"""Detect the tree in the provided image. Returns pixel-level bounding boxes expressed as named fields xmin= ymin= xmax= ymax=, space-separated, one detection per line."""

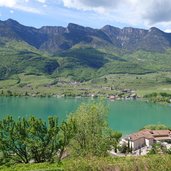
xmin=119 ymin=144 xmax=128 ymax=154
xmin=142 ymin=124 xmax=169 ymax=130
xmin=0 ymin=116 xmax=64 ymax=163
xmin=58 ymin=118 xmax=76 ymax=162
xmin=148 ymin=143 xmax=165 ymax=155
xmin=26 ymin=116 xmax=60 ymax=163
xmin=0 ymin=116 xmax=29 ymax=163
xmin=68 ymin=102 xmax=122 ymax=157
xmin=109 ymin=131 xmax=122 ymax=152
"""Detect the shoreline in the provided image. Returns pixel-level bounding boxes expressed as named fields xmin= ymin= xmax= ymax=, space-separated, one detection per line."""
xmin=1 ymin=88 xmax=171 ymax=105
xmin=0 ymin=94 xmax=170 ymax=106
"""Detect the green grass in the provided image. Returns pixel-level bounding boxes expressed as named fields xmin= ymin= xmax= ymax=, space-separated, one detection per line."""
xmin=0 ymin=162 xmax=63 ymax=171
xmin=1 ymin=40 xmax=171 ymax=97
xmin=55 ymin=47 xmax=171 ymax=82
xmin=0 ymin=40 xmax=59 ymax=79
xmin=0 ymin=72 xmax=171 ymax=97
xmin=1 ymin=155 xmax=171 ymax=171
xmin=123 ymin=49 xmax=171 ymax=71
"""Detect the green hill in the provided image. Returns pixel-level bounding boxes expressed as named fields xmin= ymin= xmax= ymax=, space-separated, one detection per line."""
xmin=1 ymin=19 xmax=171 ymax=97
xmin=0 ymin=40 xmax=59 ymax=80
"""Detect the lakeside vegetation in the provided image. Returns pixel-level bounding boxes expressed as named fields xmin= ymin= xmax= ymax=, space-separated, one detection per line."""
xmin=1 ymin=26 xmax=171 ymax=170
xmin=1 ymin=72 xmax=171 ymax=101
xmin=142 ymin=124 xmax=171 ymax=130
xmin=0 ymin=102 xmax=121 ymax=170
xmin=1 ymin=40 xmax=171 ymax=100
xmin=144 ymin=92 xmax=171 ymax=103
xmin=1 ymin=102 xmax=171 ymax=170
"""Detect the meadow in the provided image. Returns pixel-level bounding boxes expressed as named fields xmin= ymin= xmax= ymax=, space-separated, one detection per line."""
xmin=1 ymin=155 xmax=171 ymax=171
xmin=0 ymin=72 xmax=171 ymax=98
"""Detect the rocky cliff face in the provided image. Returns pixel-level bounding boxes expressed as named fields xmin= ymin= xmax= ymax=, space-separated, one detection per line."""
xmin=1 ymin=19 xmax=171 ymax=53
xmin=101 ymin=25 xmax=171 ymax=51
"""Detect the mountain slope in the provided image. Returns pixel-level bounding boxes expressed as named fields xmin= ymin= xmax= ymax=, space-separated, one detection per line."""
xmin=1 ymin=19 xmax=171 ymax=53
xmin=1 ymin=19 xmax=171 ymax=82
xmin=0 ymin=40 xmax=59 ymax=80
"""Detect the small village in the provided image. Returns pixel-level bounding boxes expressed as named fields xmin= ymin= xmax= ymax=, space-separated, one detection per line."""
xmin=108 ymin=89 xmax=138 ymax=100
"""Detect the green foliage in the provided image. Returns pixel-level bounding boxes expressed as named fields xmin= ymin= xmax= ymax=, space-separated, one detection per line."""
xmin=160 ymin=92 xmax=171 ymax=97
xmin=165 ymin=77 xmax=171 ymax=83
xmin=1 ymin=103 xmax=171 ymax=170
xmin=142 ymin=124 xmax=170 ymax=130
xmin=0 ymin=116 xmax=29 ymax=163
xmin=58 ymin=47 xmax=109 ymax=69
xmin=58 ymin=119 xmax=76 ymax=162
xmin=2 ymin=38 xmax=171 ymax=86
xmin=68 ymin=102 xmax=122 ymax=157
xmin=144 ymin=92 xmax=171 ymax=103
xmin=0 ymin=102 xmax=121 ymax=165
xmin=0 ymin=41 xmax=59 ymax=80
xmin=26 ymin=116 xmax=60 ymax=163
xmin=144 ymin=92 xmax=158 ymax=98
xmin=2 ymin=155 xmax=171 ymax=171
xmin=148 ymin=143 xmax=167 ymax=155
xmin=0 ymin=116 xmax=72 ymax=164
xmin=118 ymin=144 xmax=128 ymax=154
xmin=110 ymin=131 xmax=122 ymax=152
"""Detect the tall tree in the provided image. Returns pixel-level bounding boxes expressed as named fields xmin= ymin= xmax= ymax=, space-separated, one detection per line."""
xmin=26 ymin=116 xmax=60 ymax=163
xmin=68 ymin=102 xmax=122 ymax=156
xmin=0 ymin=116 xmax=29 ymax=163
xmin=58 ymin=118 xmax=76 ymax=162
xmin=0 ymin=116 xmax=64 ymax=163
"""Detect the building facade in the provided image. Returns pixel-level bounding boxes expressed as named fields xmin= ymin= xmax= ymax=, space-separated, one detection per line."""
xmin=122 ymin=129 xmax=171 ymax=151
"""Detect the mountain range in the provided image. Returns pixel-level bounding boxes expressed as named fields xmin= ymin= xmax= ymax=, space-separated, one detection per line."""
xmin=1 ymin=19 xmax=171 ymax=81
xmin=2 ymin=19 xmax=171 ymax=53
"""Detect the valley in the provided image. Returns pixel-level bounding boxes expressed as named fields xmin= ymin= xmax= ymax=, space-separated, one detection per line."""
xmin=0 ymin=19 xmax=171 ymax=99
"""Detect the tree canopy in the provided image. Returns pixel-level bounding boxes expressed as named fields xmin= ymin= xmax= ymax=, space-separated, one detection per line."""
xmin=0 ymin=102 xmax=122 ymax=165
xmin=68 ymin=102 xmax=122 ymax=156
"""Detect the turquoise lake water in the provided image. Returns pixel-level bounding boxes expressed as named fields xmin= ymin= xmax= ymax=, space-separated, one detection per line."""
xmin=0 ymin=96 xmax=171 ymax=135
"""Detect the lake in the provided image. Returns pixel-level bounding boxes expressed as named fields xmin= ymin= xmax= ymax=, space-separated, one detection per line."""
xmin=0 ymin=96 xmax=171 ymax=135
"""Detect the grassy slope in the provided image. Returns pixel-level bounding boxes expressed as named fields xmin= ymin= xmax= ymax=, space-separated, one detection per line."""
xmin=0 ymin=72 xmax=171 ymax=97
xmin=0 ymin=40 xmax=59 ymax=79
xmin=1 ymin=155 xmax=171 ymax=171
xmin=1 ymin=42 xmax=171 ymax=96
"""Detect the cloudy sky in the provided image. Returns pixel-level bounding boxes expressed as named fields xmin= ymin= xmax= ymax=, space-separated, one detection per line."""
xmin=0 ymin=0 xmax=171 ymax=32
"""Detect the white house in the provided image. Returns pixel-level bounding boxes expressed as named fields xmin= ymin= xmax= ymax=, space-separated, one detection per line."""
xmin=122 ymin=129 xmax=171 ymax=151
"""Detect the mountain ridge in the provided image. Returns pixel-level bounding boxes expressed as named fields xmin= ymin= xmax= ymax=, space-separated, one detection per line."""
xmin=1 ymin=18 xmax=171 ymax=53
xmin=1 ymin=19 xmax=171 ymax=81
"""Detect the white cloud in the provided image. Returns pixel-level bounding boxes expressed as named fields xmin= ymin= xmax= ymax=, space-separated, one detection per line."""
xmin=10 ymin=10 xmax=14 ymax=13
xmin=0 ymin=0 xmax=41 ymax=14
xmin=37 ymin=0 xmax=46 ymax=3
xmin=1 ymin=0 xmax=171 ymax=30
xmin=142 ymin=0 xmax=171 ymax=24
xmin=0 ymin=0 xmax=16 ymax=8
xmin=165 ymin=29 xmax=171 ymax=33
xmin=15 ymin=4 xmax=41 ymax=13
xmin=62 ymin=0 xmax=123 ymax=13
xmin=43 ymin=4 xmax=47 ymax=7
xmin=61 ymin=0 xmax=171 ymax=27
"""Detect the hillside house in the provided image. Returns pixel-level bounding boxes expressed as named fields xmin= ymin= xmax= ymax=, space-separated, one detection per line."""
xmin=121 ymin=129 xmax=171 ymax=151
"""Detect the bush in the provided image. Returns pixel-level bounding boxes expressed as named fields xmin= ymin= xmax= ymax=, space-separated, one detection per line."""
xmin=0 ymin=116 xmax=75 ymax=164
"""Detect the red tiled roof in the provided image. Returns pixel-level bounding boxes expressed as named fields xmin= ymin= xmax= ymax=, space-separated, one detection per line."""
xmin=154 ymin=137 xmax=171 ymax=141
xmin=129 ymin=129 xmax=171 ymax=141
xmin=151 ymin=130 xmax=170 ymax=136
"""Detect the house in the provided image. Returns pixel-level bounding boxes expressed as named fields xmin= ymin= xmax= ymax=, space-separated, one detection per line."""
xmin=109 ymin=95 xmax=117 ymax=100
xmin=122 ymin=129 xmax=171 ymax=151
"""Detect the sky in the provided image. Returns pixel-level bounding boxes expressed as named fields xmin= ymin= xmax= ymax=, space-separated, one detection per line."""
xmin=0 ymin=0 xmax=171 ymax=32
